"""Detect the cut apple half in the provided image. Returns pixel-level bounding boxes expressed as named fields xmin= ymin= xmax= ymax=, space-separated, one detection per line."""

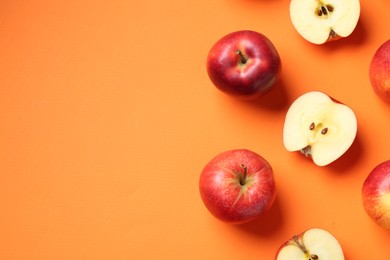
xmin=290 ymin=0 xmax=360 ymax=44
xmin=283 ymin=91 xmax=357 ymax=166
xmin=276 ymin=228 xmax=345 ymax=260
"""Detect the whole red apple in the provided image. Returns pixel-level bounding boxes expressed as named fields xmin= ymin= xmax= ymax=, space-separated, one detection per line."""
xmin=369 ymin=39 xmax=390 ymax=103
xmin=199 ymin=149 xmax=276 ymax=224
xmin=362 ymin=160 xmax=390 ymax=230
xmin=206 ymin=30 xmax=281 ymax=100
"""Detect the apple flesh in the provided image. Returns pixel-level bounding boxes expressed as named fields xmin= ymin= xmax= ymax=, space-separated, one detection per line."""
xmin=290 ymin=0 xmax=360 ymax=44
xmin=206 ymin=30 xmax=281 ymax=100
xmin=362 ymin=160 xmax=390 ymax=230
xmin=283 ymin=91 xmax=357 ymax=166
xmin=199 ymin=149 xmax=276 ymax=224
xmin=276 ymin=228 xmax=345 ymax=260
xmin=369 ymin=39 xmax=390 ymax=103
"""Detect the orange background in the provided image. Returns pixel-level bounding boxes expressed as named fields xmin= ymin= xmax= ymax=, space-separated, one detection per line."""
xmin=0 ymin=0 xmax=389 ymax=259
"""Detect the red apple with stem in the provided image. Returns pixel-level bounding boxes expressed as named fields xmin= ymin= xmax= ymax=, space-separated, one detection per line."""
xmin=206 ymin=30 xmax=281 ymax=100
xmin=199 ymin=149 xmax=276 ymax=224
xmin=369 ymin=39 xmax=390 ymax=103
xmin=362 ymin=160 xmax=390 ymax=230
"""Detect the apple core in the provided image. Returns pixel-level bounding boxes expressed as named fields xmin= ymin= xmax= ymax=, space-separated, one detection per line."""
xmin=315 ymin=2 xmax=334 ymax=17
xmin=292 ymin=236 xmax=319 ymax=260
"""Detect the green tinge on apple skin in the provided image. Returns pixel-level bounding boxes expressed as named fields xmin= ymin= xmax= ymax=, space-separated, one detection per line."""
xmin=369 ymin=39 xmax=390 ymax=103
xmin=375 ymin=194 xmax=390 ymax=229
xmin=363 ymin=194 xmax=390 ymax=230
xmin=362 ymin=160 xmax=390 ymax=230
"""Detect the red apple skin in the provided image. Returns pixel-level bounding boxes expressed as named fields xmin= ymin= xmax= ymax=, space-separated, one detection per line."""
xmin=362 ymin=160 xmax=390 ymax=230
xmin=369 ymin=39 xmax=390 ymax=103
xmin=206 ymin=30 xmax=281 ymax=100
xmin=199 ymin=149 xmax=276 ymax=224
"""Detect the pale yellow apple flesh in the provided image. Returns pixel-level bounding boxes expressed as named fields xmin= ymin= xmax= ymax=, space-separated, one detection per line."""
xmin=283 ymin=91 xmax=357 ymax=166
xmin=290 ymin=0 xmax=360 ymax=44
xmin=277 ymin=228 xmax=345 ymax=260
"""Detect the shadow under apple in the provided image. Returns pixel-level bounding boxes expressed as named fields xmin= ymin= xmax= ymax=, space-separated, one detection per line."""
xmin=234 ymin=195 xmax=284 ymax=236
xmin=328 ymin=131 xmax=364 ymax=173
xmin=236 ymin=77 xmax=291 ymax=112
xmin=315 ymin=14 xmax=368 ymax=51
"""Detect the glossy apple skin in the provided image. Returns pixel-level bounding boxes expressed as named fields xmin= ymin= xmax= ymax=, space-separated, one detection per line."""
xmin=206 ymin=30 xmax=281 ymax=100
xmin=362 ymin=160 xmax=390 ymax=230
xmin=369 ymin=39 xmax=390 ymax=103
xmin=199 ymin=149 xmax=276 ymax=224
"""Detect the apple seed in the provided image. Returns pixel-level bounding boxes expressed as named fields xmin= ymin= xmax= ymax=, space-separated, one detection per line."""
xmin=309 ymin=122 xmax=328 ymax=135
xmin=315 ymin=3 xmax=334 ymax=17
xmin=326 ymin=4 xmax=334 ymax=12
xmin=310 ymin=254 xmax=319 ymax=260
xmin=321 ymin=6 xmax=328 ymax=15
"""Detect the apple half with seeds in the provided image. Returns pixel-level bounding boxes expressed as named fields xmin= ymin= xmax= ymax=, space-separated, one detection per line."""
xmin=276 ymin=228 xmax=345 ymax=260
xmin=283 ymin=91 xmax=357 ymax=166
xmin=290 ymin=0 xmax=360 ymax=44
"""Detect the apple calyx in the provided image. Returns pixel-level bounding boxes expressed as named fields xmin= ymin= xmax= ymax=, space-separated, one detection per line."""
xmin=239 ymin=164 xmax=248 ymax=186
xmin=291 ymin=236 xmax=319 ymax=260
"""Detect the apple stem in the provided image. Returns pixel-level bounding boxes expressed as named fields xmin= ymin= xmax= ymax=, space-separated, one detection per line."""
xmin=239 ymin=164 xmax=247 ymax=186
xmin=300 ymin=146 xmax=312 ymax=157
xmin=235 ymin=50 xmax=247 ymax=64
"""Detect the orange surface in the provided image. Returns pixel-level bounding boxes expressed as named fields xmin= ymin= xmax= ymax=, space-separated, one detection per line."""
xmin=0 ymin=1 xmax=389 ymax=259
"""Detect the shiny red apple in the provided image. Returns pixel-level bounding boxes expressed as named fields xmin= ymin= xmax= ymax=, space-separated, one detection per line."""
xmin=369 ymin=39 xmax=390 ymax=103
xmin=206 ymin=30 xmax=281 ymax=100
xmin=199 ymin=149 xmax=276 ymax=224
xmin=362 ymin=160 xmax=390 ymax=230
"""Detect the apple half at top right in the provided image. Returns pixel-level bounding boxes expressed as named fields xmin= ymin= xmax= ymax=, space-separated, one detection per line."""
xmin=283 ymin=91 xmax=357 ymax=166
xmin=289 ymin=0 xmax=360 ymax=44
